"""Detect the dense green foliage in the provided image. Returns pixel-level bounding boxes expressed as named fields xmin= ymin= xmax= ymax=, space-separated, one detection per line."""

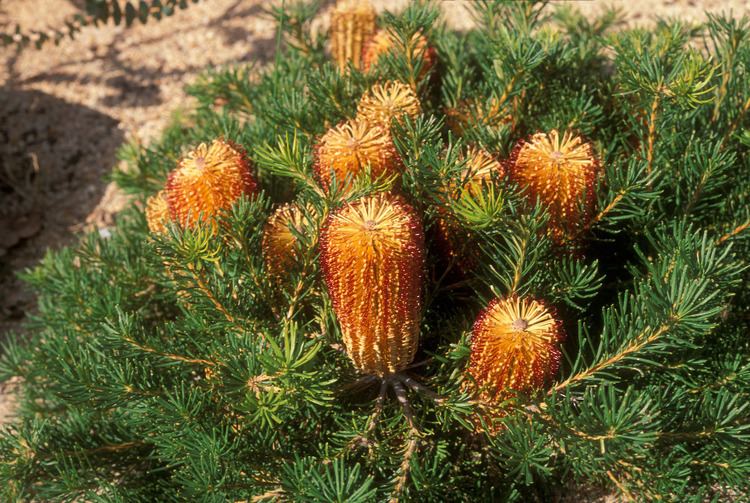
xmin=2 ymin=1 xmax=749 ymax=500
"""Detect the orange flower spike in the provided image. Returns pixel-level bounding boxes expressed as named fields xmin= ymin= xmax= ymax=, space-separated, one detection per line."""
xmin=320 ymin=193 xmax=425 ymax=376
xmin=445 ymin=97 xmax=512 ymax=135
xmin=468 ymin=296 xmax=563 ymax=399
xmin=509 ymin=129 xmax=600 ymax=243
xmin=329 ymin=0 xmax=376 ymax=71
xmin=357 ymin=80 xmax=421 ymax=128
xmin=362 ymin=29 xmax=436 ymax=79
xmin=434 ymin=147 xmax=504 ymax=272
xmin=262 ymin=203 xmax=311 ymax=282
xmin=145 ymin=190 xmax=170 ymax=234
xmin=458 ymin=147 xmax=505 ymax=196
xmin=313 ymin=119 xmax=402 ymax=194
xmin=166 ymin=139 xmax=259 ymax=228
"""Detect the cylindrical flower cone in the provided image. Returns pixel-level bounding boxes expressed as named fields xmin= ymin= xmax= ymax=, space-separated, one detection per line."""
xmin=329 ymin=0 xmax=376 ymax=71
xmin=356 ymin=80 xmax=421 ymax=129
xmin=166 ymin=139 xmax=259 ymax=229
xmin=444 ymin=97 xmax=512 ymax=135
xmin=361 ymin=29 xmax=436 ymax=80
xmin=262 ymin=203 xmax=312 ymax=283
xmin=145 ymin=190 xmax=170 ymax=234
xmin=508 ymin=129 xmax=600 ymax=243
xmin=467 ymin=296 xmax=563 ymax=400
xmin=313 ymin=119 xmax=402 ymax=194
xmin=320 ymin=193 xmax=425 ymax=376
xmin=434 ymin=147 xmax=505 ymax=274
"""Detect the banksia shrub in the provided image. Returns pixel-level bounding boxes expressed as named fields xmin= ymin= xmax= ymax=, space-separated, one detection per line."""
xmin=165 ymin=139 xmax=259 ymax=228
xmin=362 ymin=28 xmax=436 ymax=78
xmin=467 ymin=296 xmax=563 ymax=400
xmin=262 ymin=203 xmax=311 ymax=283
xmin=313 ymin=119 xmax=401 ymax=193
xmin=329 ymin=0 xmax=376 ymax=71
xmin=3 ymin=2 xmax=750 ymax=502
xmin=356 ymin=80 xmax=421 ymax=127
xmin=508 ymin=129 xmax=600 ymax=243
xmin=319 ymin=193 xmax=424 ymax=376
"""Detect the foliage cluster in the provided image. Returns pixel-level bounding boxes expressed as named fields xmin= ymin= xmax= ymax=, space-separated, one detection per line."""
xmin=1 ymin=1 xmax=749 ymax=501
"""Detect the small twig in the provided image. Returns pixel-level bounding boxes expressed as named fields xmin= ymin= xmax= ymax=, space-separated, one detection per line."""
xmin=645 ymin=93 xmax=661 ymax=175
xmin=401 ymin=375 xmax=444 ymax=404
xmin=350 ymin=380 xmax=390 ymax=458
xmin=251 ymin=488 xmax=285 ymax=502
xmin=717 ymin=220 xmax=750 ymax=245
xmin=122 ymin=336 xmax=215 ymax=367
xmin=722 ymin=96 xmax=750 ymax=145
xmin=551 ymin=323 xmax=670 ymax=393
xmin=367 ymin=380 xmax=388 ymax=436
xmin=607 ymin=470 xmax=635 ymax=502
xmin=189 ymin=268 xmax=237 ymax=324
xmin=509 ymin=234 xmax=528 ymax=295
xmin=390 ymin=380 xmax=420 ymax=503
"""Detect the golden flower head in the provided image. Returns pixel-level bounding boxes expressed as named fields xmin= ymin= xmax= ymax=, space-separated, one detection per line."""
xmin=362 ymin=29 xmax=436 ymax=79
xmin=329 ymin=0 xmax=376 ymax=71
xmin=166 ymin=139 xmax=259 ymax=228
xmin=320 ymin=192 xmax=425 ymax=376
xmin=433 ymin=147 xmax=504 ymax=273
xmin=509 ymin=129 xmax=600 ymax=243
xmin=468 ymin=296 xmax=563 ymax=400
xmin=356 ymin=80 xmax=421 ymax=128
xmin=262 ymin=203 xmax=313 ymax=282
xmin=145 ymin=190 xmax=170 ymax=234
xmin=445 ymin=96 xmax=512 ymax=135
xmin=313 ymin=119 xmax=402 ymax=194
xmin=455 ymin=146 xmax=505 ymax=197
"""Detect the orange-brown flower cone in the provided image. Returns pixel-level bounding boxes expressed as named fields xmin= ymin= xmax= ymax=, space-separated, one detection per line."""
xmin=356 ymin=80 xmax=421 ymax=128
xmin=262 ymin=203 xmax=311 ymax=283
xmin=434 ymin=147 xmax=505 ymax=273
xmin=329 ymin=0 xmax=376 ymax=71
xmin=445 ymin=97 xmax=512 ymax=135
xmin=361 ymin=29 xmax=436 ymax=79
xmin=467 ymin=296 xmax=563 ymax=401
xmin=313 ymin=119 xmax=402 ymax=194
xmin=320 ymin=193 xmax=425 ymax=376
xmin=145 ymin=190 xmax=170 ymax=234
xmin=508 ymin=129 xmax=600 ymax=243
xmin=165 ymin=139 xmax=259 ymax=228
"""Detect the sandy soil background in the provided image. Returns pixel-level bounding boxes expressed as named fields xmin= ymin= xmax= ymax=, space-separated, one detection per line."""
xmin=0 ymin=0 xmax=747 ymax=423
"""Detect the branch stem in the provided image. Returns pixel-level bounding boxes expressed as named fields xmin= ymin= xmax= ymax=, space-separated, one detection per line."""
xmin=645 ymin=94 xmax=661 ymax=175
xmin=717 ymin=220 xmax=750 ymax=245
xmin=552 ymin=323 xmax=670 ymax=392
xmin=122 ymin=336 xmax=215 ymax=367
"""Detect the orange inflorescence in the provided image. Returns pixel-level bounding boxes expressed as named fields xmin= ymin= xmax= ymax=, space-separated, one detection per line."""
xmin=445 ymin=97 xmax=512 ymax=135
xmin=508 ymin=129 xmax=600 ymax=243
xmin=313 ymin=119 xmax=402 ymax=194
xmin=145 ymin=190 xmax=170 ymax=234
xmin=357 ymin=80 xmax=421 ymax=128
xmin=320 ymin=193 xmax=425 ymax=376
xmin=435 ymin=147 xmax=505 ymax=272
xmin=165 ymin=139 xmax=259 ymax=228
xmin=262 ymin=203 xmax=311 ymax=282
xmin=361 ymin=29 xmax=436 ymax=79
xmin=454 ymin=147 xmax=505 ymax=196
xmin=329 ymin=0 xmax=376 ymax=71
xmin=467 ymin=296 xmax=563 ymax=400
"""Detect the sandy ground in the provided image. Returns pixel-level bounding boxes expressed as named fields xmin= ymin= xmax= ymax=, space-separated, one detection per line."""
xmin=0 ymin=0 xmax=746 ymax=423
